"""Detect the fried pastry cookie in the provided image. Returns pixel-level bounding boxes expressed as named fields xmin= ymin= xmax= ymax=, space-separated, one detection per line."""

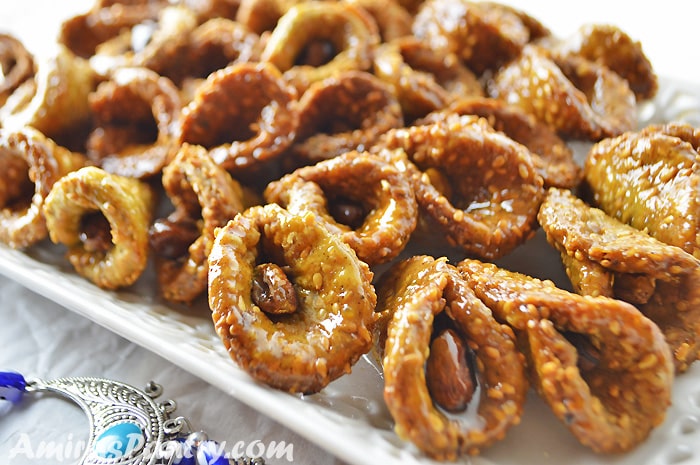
xmin=0 ymin=45 xmax=95 ymax=146
xmin=150 ymin=144 xmax=245 ymax=304
xmin=235 ymin=0 xmax=300 ymax=35
xmin=457 ymin=258 xmax=674 ymax=454
xmin=43 ymin=166 xmax=154 ymax=290
xmin=489 ymin=45 xmax=636 ymax=140
xmin=208 ymin=203 xmax=376 ymax=394
xmin=179 ymin=61 xmax=299 ymax=176
xmin=376 ymin=255 xmax=528 ymax=460
xmin=0 ymin=127 xmax=86 ymax=249
xmin=373 ymin=36 xmax=483 ymax=123
xmin=178 ymin=17 xmax=261 ymax=90
xmin=374 ymin=115 xmax=544 ymax=259
xmin=546 ymin=23 xmax=657 ymax=100
xmin=59 ymin=0 xmax=166 ymax=59
xmin=412 ymin=0 xmax=550 ymax=75
xmin=265 ymin=151 xmax=417 ymax=265
xmin=88 ymin=5 xmax=255 ymax=85
xmin=259 ymin=1 xmax=380 ymax=94
xmin=539 ymin=187 xmax=700 ymax=372
xmin=0 ymin=34 xmax=35 ymax=108
xmin=86 ymin=67 xmax=182 ymax=179
xmin=89 ymin=5 xmax=199 ymax=79
xmin=421 ymin=97 xmax=580 ymax=189
xmin=129 ymin=6 xmax=199 ymax=80
xmin=289 ymin=71 xmax=403 ymax=165
xmin=584 ymin=125 xmax=700 ymax=259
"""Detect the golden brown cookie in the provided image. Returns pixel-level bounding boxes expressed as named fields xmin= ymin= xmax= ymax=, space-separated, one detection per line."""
xmin=377 ymin=255 xmax=528 ymax=460
xmin=208 ymin=203 xmax=376 ymax=394
xmin=43 ymin=166 xmax=154 ymax=290
xmin=539 ymin=187 xmax=700 ymax=372
xmin=457 ymin=258 xmax=674 ymax=454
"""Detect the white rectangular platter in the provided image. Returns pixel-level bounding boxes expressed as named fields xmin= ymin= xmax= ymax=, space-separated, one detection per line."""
xmin=1 ymin=76 xmax=700 ymax=465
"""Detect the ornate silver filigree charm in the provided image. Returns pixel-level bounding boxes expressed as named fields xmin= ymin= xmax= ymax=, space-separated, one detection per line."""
xmin=27 ymin=377 xmax=170 ymax=464
xmin=0 ymin=372 xmax=263 ymax=465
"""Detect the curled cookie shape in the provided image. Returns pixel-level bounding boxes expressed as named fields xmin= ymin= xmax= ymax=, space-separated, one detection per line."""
xmin=549 ymin=23 xmax=658 ymax=100
xmin=90 ymin=5 xmax=240 ymax=82
xmin=377 ymin=256 xmax=528 ymax=460
xmin=43 ymin=166 xmax=154 ymax=290
xmin=457 ymin=259 xmax=674 ymax=454
xmin=584 ymin=126 xmax=700 ymax=259
xmin=128 ymin=6 xmax=199 ymax=81
xmin=412 ymin=0 xmax=550 ymax=75
xmin=0 ymin=127 xmax=86 ymax=249
xmin=179 ymin=61 xmax=298 ymax=175
xmin=375 ymin=115 xmax=544 ymax=259
xmin=151 ymin=144 xmax=245 ymax=304
xmin=539 ymin=187 xmax=700 ymax=372
xmin=265 ymin=151 xmax=417 ymax=265
xmin=235 ymin=0 xmax=296 ymax=35
xmin=373 ymin=36 xmax=483 ymax=122
xmin=87 ymin=67 xmax=182 ymax=179
xmin=89 ymin=5 xmax=248 ymax=81
xmin=0 ymin=45 xmax=95 ymax=145
xmin=490 ymin=45 xmax=636 ymax=140
xmin=260 ymin=1 xmax=380 ymax=94
xmin=208 ymin=203 xmax=376 ymax=394
xmin=290 ymin=71 xmax=403 ymax=165
xmin=422 ymin=97 xmax=580 ymax=188
xmin=89 ymin=5 xmax=200 ymax=79
xmin=59 ymin=1 xmax=166 ymax=59
xmin=181 ymin=18 xmax=261 ymax=84
xmin=0 ymin=34 xmax=35 ymax=108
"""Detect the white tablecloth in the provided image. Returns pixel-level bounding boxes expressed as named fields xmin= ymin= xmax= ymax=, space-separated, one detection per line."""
xmin=1 ymin=1 xmax=699 ymax=465
xmin=0 ymin=278 xmax=342 ymax=465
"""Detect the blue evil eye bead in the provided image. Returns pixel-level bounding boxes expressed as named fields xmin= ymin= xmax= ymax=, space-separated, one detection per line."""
xmin=168 ymin=438 xmax=196 ymax=465
xmin=94 ymin=422 xmax=145 ymax=459
xmin=0 ymin=371 xmax=27 ymax=404
xmin=196 ymin=440 xmax=229 ymax=465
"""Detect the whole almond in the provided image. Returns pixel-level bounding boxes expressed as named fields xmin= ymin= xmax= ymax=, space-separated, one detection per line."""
xmin=426 ymin=328 xmax=476 ymax=413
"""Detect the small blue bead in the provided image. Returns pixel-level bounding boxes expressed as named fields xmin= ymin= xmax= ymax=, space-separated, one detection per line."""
xmin=196 ymin=440 xmax=229 ymax=465
xmin=170 ymin=438 xmax=197 ymax=465
xmin=94 ymin=422 xmax=145 ymax=459
xmin=0 ymin=372 xmax=26 ymax=404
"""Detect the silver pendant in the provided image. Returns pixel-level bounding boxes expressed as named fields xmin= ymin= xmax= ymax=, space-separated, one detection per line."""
xmin=2 ymin=373 xmax=262 ymax=465
xmin=22 ymin=375 xmax=261 ymax=465
xmin=27 ymin=376 xmax=174 ymax=464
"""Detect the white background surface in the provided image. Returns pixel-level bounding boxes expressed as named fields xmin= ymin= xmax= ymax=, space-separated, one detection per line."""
xmin=0 ymin=1 xmax=699 ymax=465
